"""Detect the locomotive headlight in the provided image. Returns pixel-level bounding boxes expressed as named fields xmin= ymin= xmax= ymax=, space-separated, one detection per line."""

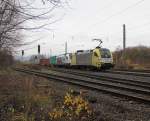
xmin=101 ymin=58 xmax=113 ymax=63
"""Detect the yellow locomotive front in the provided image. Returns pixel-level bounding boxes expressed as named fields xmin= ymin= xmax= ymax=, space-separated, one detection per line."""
xmin=92 ymin=47 xmax=114 ymax=69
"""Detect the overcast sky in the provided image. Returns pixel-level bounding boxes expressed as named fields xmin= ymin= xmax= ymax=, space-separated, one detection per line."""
xmin=17 ymin=0 xmax=150 ymax=57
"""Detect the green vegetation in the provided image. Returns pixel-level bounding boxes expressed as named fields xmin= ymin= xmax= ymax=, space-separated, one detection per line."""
xmin=113 ymin=46 xmax=150 ymax=69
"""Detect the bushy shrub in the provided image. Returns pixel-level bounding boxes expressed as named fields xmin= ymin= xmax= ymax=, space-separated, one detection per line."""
xmin=113 ymin=46 xmax=150 ymax=69
xmin=49 ymin=90 xmax=92 ymax=121
xmin=0 ymin=50 xmax=14 ymax=68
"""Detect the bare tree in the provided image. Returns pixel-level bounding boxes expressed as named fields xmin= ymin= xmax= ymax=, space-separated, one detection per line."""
xmin=0 ymin=0 xmax=19 ymax=50
xmin=0 ymin=0 xmax=65 ymax=51
xmin=0 ymin=0 xmax=66 ymax=67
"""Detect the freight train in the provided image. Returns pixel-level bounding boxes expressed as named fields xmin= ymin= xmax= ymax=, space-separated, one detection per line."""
xmin=39 ymin=46 xmax=114 ymax=70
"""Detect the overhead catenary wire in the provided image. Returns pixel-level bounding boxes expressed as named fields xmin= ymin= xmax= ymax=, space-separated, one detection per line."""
xmin=93 ymin=0 xmax=115 ymax=17
xmin=108 ymin=21 xmax=150 ymax=37
xmin=70 ymin=0 xmax=147 ymax=47
xmin=85 ymin=0 xmax=145 ymax=31
xmin=128 ymin=22 xmax=150 ymax=31
xmin=15 ymin=46 xmax=37 ymax=52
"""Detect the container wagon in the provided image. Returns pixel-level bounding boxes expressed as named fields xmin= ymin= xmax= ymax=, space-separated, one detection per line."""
xmin=56 ymin=54 xmax=71 ymax=67
xmin=49 ymin=56 xmax=57 ymax=67
xmin=39 ymin=59 xmax=50 ymax=66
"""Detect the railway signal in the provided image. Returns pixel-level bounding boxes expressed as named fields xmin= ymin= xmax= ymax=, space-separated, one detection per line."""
xmin=38 ymin=44 xmax=40 ymax=54
xmin=21 ymin=50 xmax=24 ymax=62
xmin=65 ymin=41 xmax=67 ymax=55
xmin=22 ymin=50 xmax=24 ymax=56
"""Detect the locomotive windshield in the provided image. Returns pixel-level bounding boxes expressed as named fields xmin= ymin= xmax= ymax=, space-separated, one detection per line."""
xmin=100 ymin=48 xmax=111 ymax=58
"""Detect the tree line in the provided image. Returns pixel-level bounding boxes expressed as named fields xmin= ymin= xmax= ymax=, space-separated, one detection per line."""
xmin=113 ymin=46 xmax=150 ymax=69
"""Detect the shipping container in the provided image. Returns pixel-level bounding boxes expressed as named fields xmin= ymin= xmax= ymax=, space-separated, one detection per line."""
xmin=50 ymin=56 xmax=57 ymax=65
xmin=39 ymin=59 xmax=50 ymax=66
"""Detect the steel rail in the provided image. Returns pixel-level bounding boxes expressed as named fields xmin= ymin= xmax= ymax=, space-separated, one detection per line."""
xmin=106 ymin=70 xmax=150 ymax=77
xmin=113 ymin=69 xmax=150 ymax=73
xmin=50 ymin=68 xmax=150 ymax=90
xmin=14 ymin=68 xmax=150 ymax=104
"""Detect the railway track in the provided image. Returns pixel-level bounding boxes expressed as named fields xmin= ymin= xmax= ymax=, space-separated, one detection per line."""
xmin=14 ymin=68 xmax=150 ymax=104
xmin=49 ymin=67 xmax=150 ymax=77
xmin=106 ymin=70 xmax=150 ymax=77
xmin=50 ymin=68 xmax=150 ymax=90
xmin=114 ymin=69 xmax=150 ymax=73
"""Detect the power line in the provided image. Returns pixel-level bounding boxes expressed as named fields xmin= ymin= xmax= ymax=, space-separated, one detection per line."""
xmin=18 ymin=37 xmax=43 ymax=46
xmin=88 ymin=0 xmax=145 ymax=30
xmin=15 ymin=46 xmax=37 ymax=52
xmin=110 ymin=21 xmax=150 ymax=37
xmin=94 ymin=0 xmax=115 ymax=16
xmin=128 ymin=22 xmax=150 ymax=31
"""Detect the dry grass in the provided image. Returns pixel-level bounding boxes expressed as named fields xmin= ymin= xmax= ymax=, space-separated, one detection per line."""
xmin=0 ymin=69 xmax=95 ymax=121
xmin=0 ymin=69 xmax=51 ymax=120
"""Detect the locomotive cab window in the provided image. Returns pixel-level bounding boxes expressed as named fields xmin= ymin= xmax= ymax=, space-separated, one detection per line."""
xmin=100 ymin=48 xmax=111 ymax=58
xmin=94 ymin=52 xmax=98 ymax=57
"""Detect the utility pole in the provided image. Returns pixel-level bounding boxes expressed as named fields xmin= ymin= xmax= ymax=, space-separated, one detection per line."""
xmin=123 ymin=24 xmax=126 ymax=51
xmin=65 ymin=41 xmax=67 ymax=55
xmin=123 ymin=24 xmax=126 ymax=66
xmin=50 ymin=48 xmax=52 ymax=57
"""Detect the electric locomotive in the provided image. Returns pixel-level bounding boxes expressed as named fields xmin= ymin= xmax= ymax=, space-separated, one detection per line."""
xmin=70 ymin=46 xmax=114 ymax=70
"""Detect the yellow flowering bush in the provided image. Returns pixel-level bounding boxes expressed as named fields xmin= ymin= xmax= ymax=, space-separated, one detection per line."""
xmin=49 ymin=90 xmax=92 ymax=120
xmin=49 ymin=108 xmax=63 ymax=119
